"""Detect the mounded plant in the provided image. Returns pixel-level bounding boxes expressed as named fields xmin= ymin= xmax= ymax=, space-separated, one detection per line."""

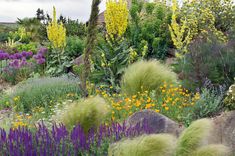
xmin=108 ymin=119 xmax=230 ymax=156
xmin=59 ymin=96 xmax=110 ymax=133
xmin=121 ymin=60 xmax=178 ymax=96
xmin=2 ymin=76 xmax=80 ymax=113
xmin=176 ymin=119 xmax=213 ymax=156
xmin=108 ymin=134 xmax=177 ymax=156
xmin=191 ymin=144 xmax=230 ymax=156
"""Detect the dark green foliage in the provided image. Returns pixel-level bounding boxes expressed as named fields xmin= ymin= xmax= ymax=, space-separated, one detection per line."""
xmin=174 ymin=35 xmax=235 ymax=91
xmin=45 ymin=48 xmax=73 ymax=76
xmin=126 ymin=1 xmax=172 ymax=60
xmin=91 ymin=37 xmax=130 ymax=92
xmin=65 ymin=19 xmax=87 ymax=37
xmin=65 ymin=36 xmax=85 ymax=58
xmin=46 ymin=37 xmax=84 ymax=76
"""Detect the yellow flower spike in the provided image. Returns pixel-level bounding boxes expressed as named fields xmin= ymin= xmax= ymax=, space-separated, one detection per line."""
xmin=105 ymin=0 xmax=128 ymax=38
xmin=47 ymin=6 xmax=66 ymax=49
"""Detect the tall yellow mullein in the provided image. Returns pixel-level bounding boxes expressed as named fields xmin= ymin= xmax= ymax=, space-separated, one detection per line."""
xmin=47 ymin=6 xmax=66 ymax=50
xmin=169 ymin=0 xmax=194 ymax=57
xmin=105 ymin=0 xmax=128 ymax=38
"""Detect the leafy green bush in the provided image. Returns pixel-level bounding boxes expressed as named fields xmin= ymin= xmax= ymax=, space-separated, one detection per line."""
xmin=3 ymin=76 xmax=80 ymax=113
xmin=127 ymin=1 xmax=172 ymax=60
xmin=15 ymin=42 xmax=38 ymax=53
xmin=224 ymin=82 xmax=235 ymax=110
xmin=121 ymin=60 xmax=178 ymax=96
xmin=108 ymin=119 xmax=230 ymax=156
xmin=58 ymin=96 xmax=110 ymax=133
xmin=65 ymin=36 xmax=85 ymax=58
xmin=91 ymin=37 xmax=130 ymax=92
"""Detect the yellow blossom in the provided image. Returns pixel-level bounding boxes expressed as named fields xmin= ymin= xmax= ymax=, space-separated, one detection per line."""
xmin=155 ymin=109 xmax=160 ymax=113
xmin=47 ymin=6 xmax=66 ymax=49
xmin=105 ymin=0 xmax=128 ymax=38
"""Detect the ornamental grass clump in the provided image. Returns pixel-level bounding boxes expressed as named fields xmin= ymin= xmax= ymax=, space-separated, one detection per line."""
xmin=59 ymin=96 xmax=110 ymax=133
xmin=191 ymin=144 xmax=230 ymax=156
xmin=108 ymin=119 xmax=230 ymax=156
xmin=3 ymin=76 xmax=80 ymax=113
xmin=121 ymin=60 xmax=178 ymax=96
xmin=108 ymin=134 xmax=177 ymax=156
xmin=176 ymin=119 xmax=213 ymax=156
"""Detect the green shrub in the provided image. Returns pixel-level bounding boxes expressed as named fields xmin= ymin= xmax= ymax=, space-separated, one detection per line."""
xmin=91 ymin=36 xmax=130 ymax=92
xmin=15 ymin=42 xmax=38 ymax=53
xmin=176 ymin=119 xmax=212 ymax=156
xmin=127 ymin=1 xmax=172 ymax=60
xmin=224 ymin=82 xmax=235 ymax=110
xmin=121 ymin=60 xmax=178 ymax=96
xmin=59 ymin=96 xmax=110 ymax=133
xmin=191 ymin=145 xmax=230 ymax=156
xmin=3 ymin=76 xmax=80 ymax=113
xmin=108 ymin=134 xmax=177 ymax=156
xmin=65 ymin=36 xmax=85 ymax=58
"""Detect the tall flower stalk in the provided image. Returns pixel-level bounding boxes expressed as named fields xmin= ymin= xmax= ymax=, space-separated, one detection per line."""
xmin=47 ymin=6 xmax=66 ymax=66
xmin=105 ymin=0 xmax=129 ymax=39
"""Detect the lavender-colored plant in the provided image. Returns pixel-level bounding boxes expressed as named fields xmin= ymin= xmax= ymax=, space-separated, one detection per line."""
xmin=0 ymin=120 xmax=153 ymax=155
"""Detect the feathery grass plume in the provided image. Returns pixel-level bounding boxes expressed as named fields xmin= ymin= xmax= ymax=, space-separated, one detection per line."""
xmin=191 ymin=144 xmax=230 ymax=156
xmin=121 ymin=60 xmax=178 ymax=96
xmin=176 ymin=119 xmax=213 ymax=156
xmin=108 ymin=134 xmax=177 ymax=156
xmin=60 ymin=96 xmax=110 ymax=133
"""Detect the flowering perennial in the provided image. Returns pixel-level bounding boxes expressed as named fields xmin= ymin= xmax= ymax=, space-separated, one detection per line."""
xmin=105 ymin=0 xmax=128 ymax=38
xmin=47 ymin=7 xmax=66 ymax=49
xmin=0 ymin=121 xmax=153 ymax=155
